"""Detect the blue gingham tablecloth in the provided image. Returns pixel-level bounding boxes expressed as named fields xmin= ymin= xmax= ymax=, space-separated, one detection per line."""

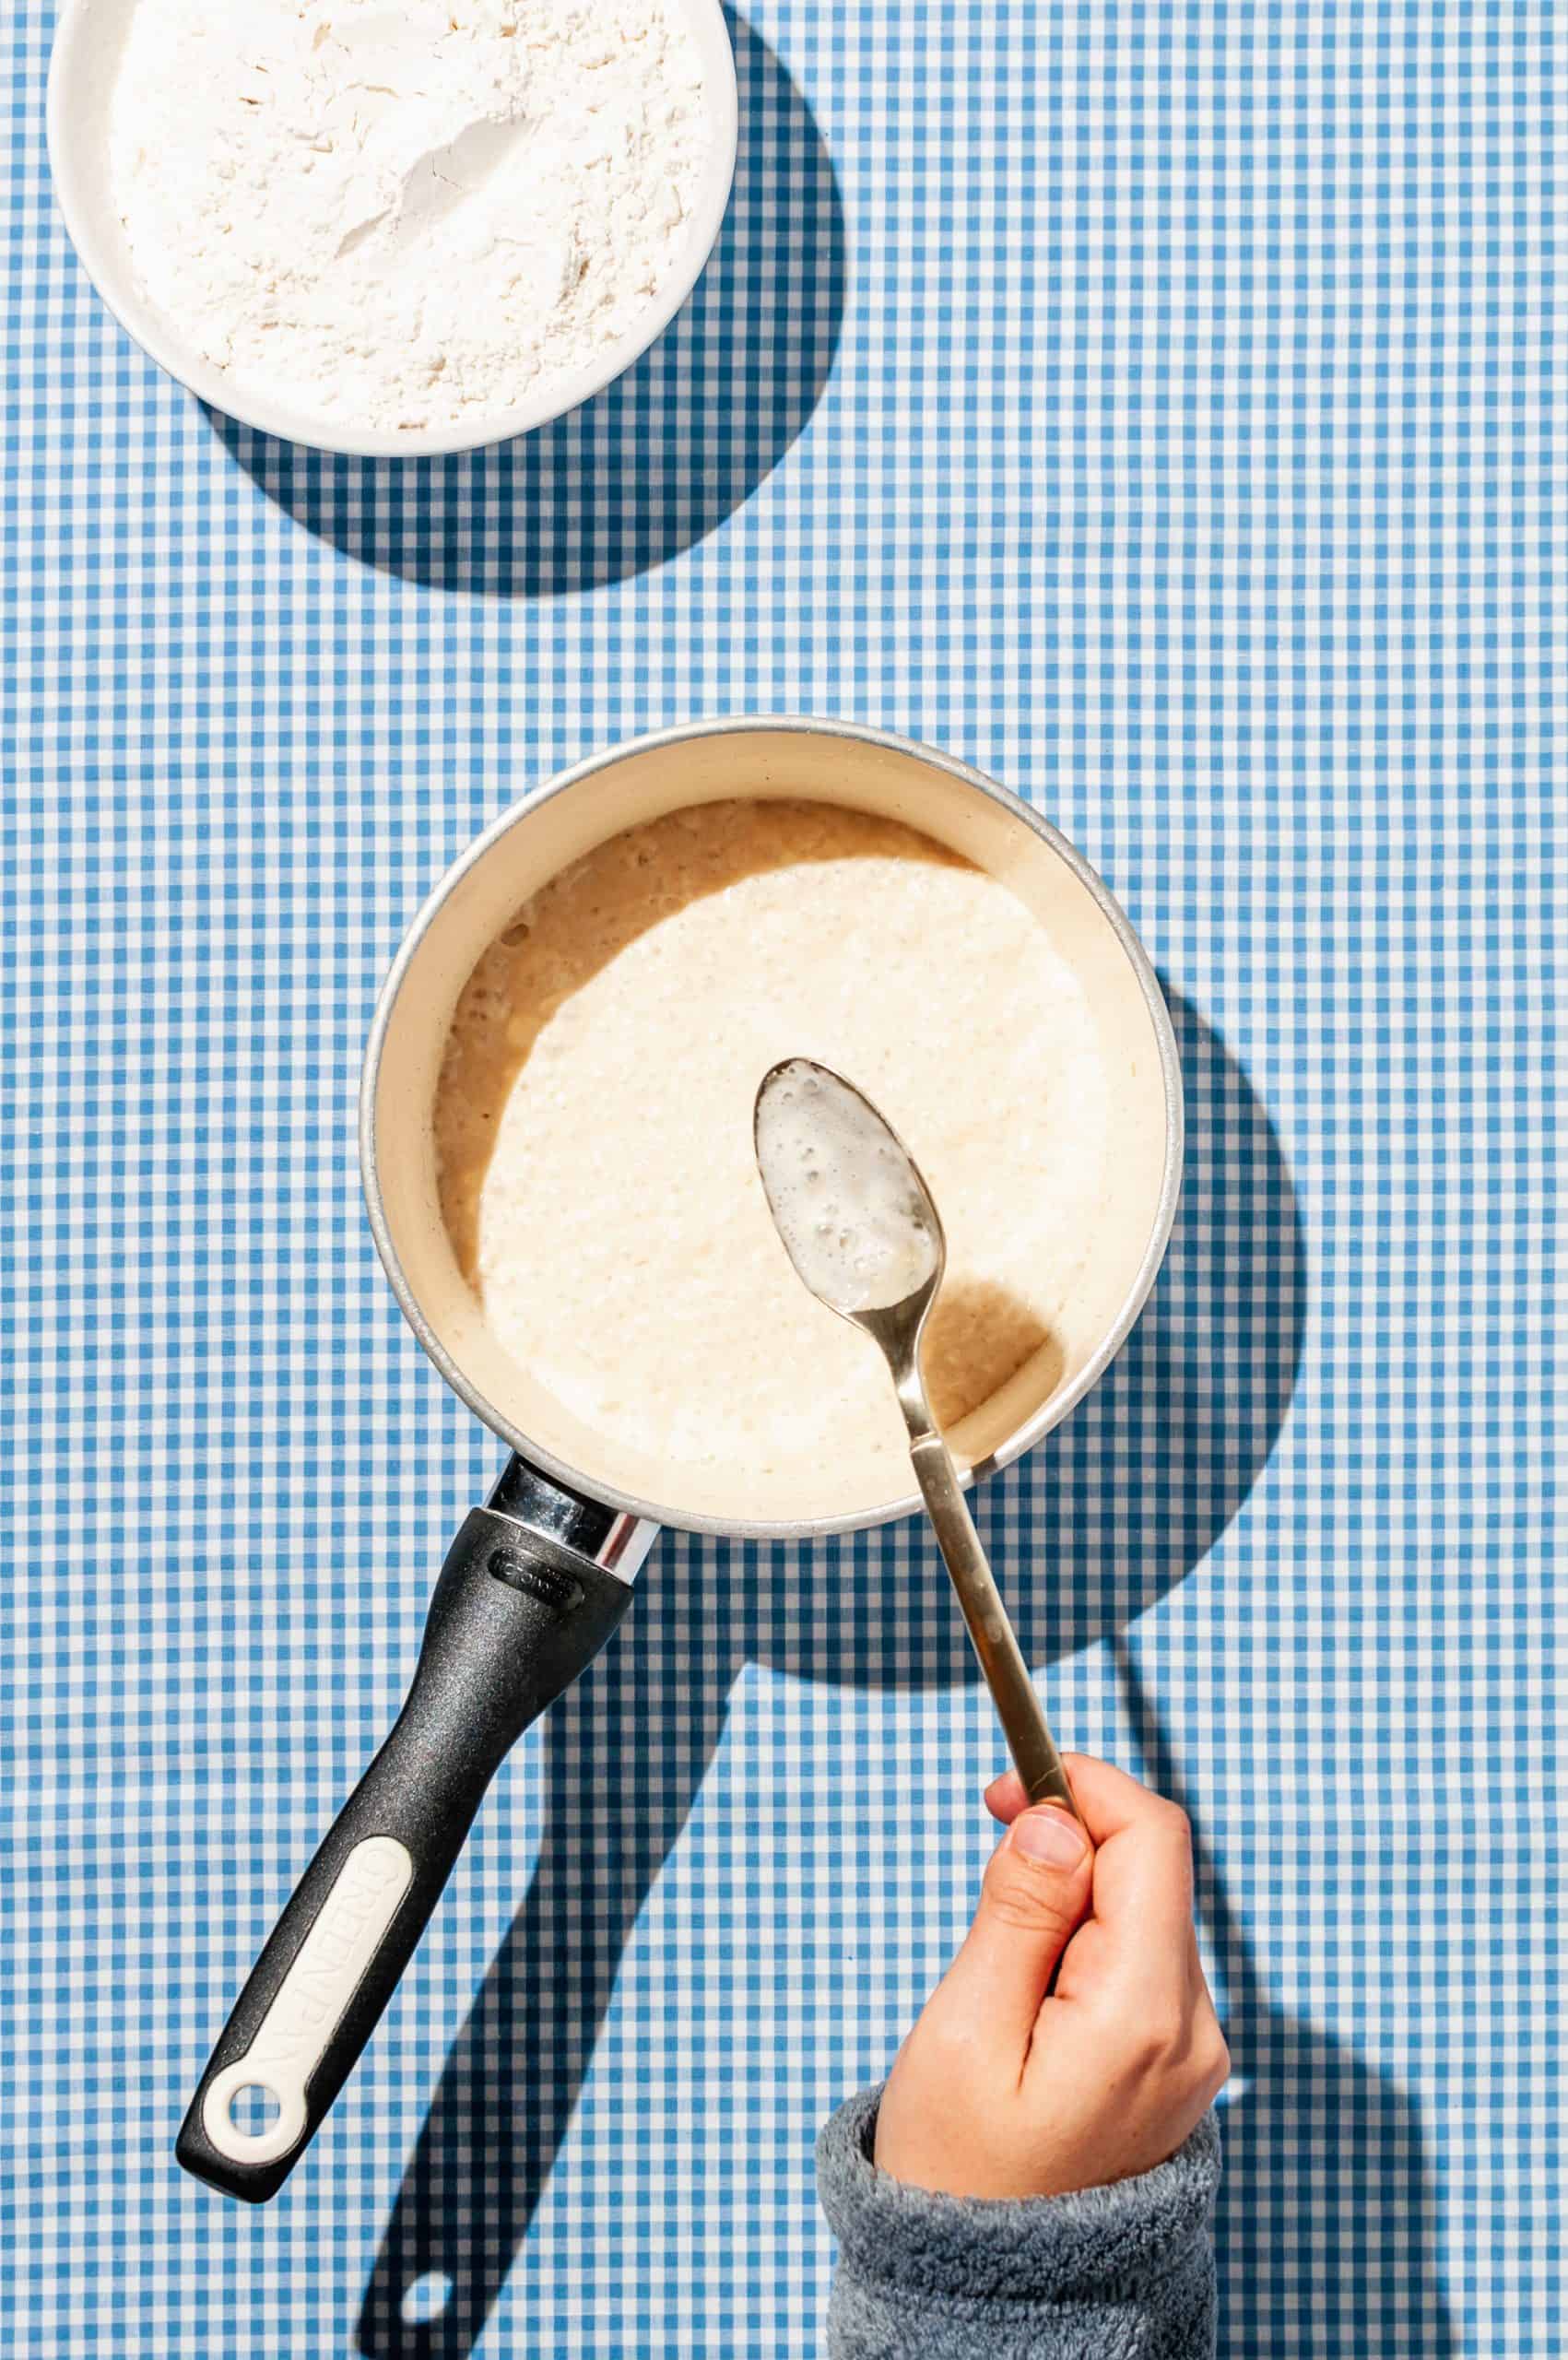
xmin=3 ymin=2 xmax=1561 ymax=2354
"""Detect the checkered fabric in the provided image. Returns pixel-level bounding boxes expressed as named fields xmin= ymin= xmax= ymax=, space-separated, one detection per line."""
xmin=3 ymin=1 xmax=1561 ymax=2354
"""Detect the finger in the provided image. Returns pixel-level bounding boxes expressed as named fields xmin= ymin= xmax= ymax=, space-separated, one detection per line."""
xmin=990 ymin=1756 xmax=1198 ymax=1979
xmin=984 ymin=1769 xmax=1028 ymax=1823
xmin=984 ymin=1754 xmax=1155 ymax=1841
xmin=1055 ymin=1754 xmax=1185 ymax=1847
xmin=939 ymin=1804 xmax=1096 ymax=2047
xmin=1084 ymin=1795 xmax=1196 ymax=1970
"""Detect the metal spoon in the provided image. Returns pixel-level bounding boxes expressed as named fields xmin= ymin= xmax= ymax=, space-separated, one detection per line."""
xmin=753 ymin=1057 xmax=1079 ymax=1815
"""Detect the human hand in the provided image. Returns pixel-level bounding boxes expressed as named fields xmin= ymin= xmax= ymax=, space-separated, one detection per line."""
xmin=873 ymin=1754 xmax=1229 ymax=2200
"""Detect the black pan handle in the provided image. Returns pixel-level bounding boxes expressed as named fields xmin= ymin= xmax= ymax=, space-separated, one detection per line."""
xmin=176 ymin=1493 xmax=636 ymax=2202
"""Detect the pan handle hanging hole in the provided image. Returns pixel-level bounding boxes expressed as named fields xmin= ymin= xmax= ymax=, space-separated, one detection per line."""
xmin=401 ymin=2272 xmax=454 ymax=2325
xmin=227 ymin=2082 xmax=281 ymax=2135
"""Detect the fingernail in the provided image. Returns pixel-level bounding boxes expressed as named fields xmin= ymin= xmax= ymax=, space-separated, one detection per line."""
xmin=1011 ymin=1807 xmax=1089 ymax=1868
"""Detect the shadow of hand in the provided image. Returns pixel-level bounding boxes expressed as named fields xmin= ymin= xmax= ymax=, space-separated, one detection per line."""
xmin=1116 ymin=1644 xmax=1456 ymax=2356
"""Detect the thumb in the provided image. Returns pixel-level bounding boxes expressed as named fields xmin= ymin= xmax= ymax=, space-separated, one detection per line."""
xmin=943 ymin=1805 xmax=1094 ymax=2043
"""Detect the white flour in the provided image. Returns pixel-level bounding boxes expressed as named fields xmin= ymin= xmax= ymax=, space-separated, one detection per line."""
xmin=108 ymin=0 xmax=715 ymax=436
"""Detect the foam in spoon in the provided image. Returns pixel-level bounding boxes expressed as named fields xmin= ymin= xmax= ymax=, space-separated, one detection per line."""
xmin=753 ymin=1059 xmax=942 ymax=1316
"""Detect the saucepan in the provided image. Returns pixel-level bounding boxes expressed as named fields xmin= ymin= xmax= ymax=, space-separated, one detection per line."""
xmin=177 ymin=714 xmax=1183 ymax=2201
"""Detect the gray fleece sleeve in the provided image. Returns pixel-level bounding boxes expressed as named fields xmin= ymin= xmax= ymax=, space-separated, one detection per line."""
xmin=816 ymin=2088 xmax=1220 ymax=2359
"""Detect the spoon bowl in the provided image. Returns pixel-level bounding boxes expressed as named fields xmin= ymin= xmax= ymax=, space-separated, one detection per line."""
xmin=753 ymin=1056 xmax=944 ymax=1330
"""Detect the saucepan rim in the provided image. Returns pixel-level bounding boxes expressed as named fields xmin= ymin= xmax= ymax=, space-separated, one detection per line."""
xmin=360 ymin=714 xmax=1185 ymax=1539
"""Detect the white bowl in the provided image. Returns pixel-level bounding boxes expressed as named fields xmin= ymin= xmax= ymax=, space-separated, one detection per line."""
xmin=46 ymin=0 xmax=739 ymax=460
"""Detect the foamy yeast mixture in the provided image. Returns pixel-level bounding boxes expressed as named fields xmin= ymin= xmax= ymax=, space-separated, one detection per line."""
xmin=434 ymin=799 xmax=1143 ymax=1515
xmin=753 ymin=1058 xmax=943 ymax=1315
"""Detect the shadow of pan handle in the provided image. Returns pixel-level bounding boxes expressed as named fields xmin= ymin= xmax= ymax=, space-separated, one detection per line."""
xmin=357 ymin=1654 xmax=735 ymax=2356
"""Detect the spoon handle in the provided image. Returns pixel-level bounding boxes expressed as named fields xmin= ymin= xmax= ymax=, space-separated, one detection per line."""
xmin=907 ymin=1431 xmax=1079 ymax=1816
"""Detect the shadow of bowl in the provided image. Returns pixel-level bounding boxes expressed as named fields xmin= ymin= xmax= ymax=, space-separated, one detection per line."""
xmin=206 ymin=12 xmax=845 ymax=598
